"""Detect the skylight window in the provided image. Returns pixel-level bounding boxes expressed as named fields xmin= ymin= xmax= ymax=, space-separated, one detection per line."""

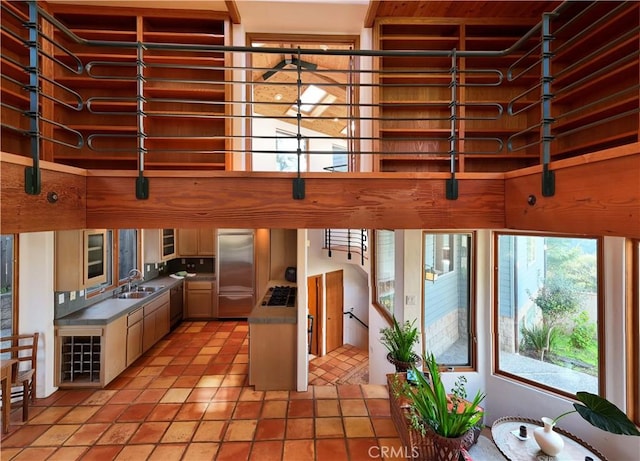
xmin=298 ymin=85 xmax=327 ymax=114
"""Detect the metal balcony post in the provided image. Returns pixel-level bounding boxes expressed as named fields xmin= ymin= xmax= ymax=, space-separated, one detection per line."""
xmin=24 ymin=1 xmax=41 ymax=195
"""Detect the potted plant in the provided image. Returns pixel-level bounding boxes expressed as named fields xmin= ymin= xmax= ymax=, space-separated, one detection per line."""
xmin=380 ymin=316 xmax=421 ymax=372
xmin=533 ymin=391 xmax=640 ymax=456
xmin=399 ymin=352 xmax=485 ymax=461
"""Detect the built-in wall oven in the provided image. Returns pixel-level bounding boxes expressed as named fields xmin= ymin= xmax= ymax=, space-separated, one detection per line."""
xmin=170 ymin=281 xmax=183 ymax=329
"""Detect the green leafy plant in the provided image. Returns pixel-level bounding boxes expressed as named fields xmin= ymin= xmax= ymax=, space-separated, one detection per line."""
xmin=380 ymin=316 xmax=419 ymax=363
xmin=570 ymin=311 xmax=596 ymax=350
xmin=403 ymin=352 xmax=485 ymax=438
xmin=520 ymin=322 xmax=559 ymax=361
xmin=552 ymin=392 xmax=640 ymax=436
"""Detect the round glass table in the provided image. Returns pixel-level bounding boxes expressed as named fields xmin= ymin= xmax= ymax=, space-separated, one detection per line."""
xmin=491 ymin=416 xmax=608 ymax=461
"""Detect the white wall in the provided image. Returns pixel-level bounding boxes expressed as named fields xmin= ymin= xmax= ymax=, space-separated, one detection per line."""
xmin=306 ymin=229 xmax=369 ymax=351
xmin=19 ymin=232 xmax=57 ymax=398
xmin=252 ymin=117 xmax=347 ymax=172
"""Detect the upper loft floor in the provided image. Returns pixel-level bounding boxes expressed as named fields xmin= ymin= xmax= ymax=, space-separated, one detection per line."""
xmin=1 ymin=1 xmax=638 ymax=237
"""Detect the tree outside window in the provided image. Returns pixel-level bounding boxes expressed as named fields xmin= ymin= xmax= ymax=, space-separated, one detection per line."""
xmin=495 ymin=234 xmax=600 ymax=396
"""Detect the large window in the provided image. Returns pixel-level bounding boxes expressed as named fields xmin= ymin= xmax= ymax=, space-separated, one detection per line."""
xmin=374 ymin=230 xmax=395 ymax=318
xmin=117 ymin=229 xmax=138 ymax=284
xmin=495 ymin=234 xmax=601 ymax=396
xmin=0 ymin=235 xmax=15 ymax=339
xmin=423 ymin=232 xmax=473 ymax=368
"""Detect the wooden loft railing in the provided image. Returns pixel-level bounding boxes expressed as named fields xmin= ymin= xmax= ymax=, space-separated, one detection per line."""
xmin=1 ymin=1 xmax=638 ymax=199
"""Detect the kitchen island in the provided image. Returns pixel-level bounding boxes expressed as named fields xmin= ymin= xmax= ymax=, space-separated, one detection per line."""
xmin=248 ymin=281 xmax=297 ymax=391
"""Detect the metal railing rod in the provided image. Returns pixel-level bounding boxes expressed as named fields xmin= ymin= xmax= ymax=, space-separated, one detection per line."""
xmin=554 ymin=86 xmax=640 ymax=123
xmin=554 ymin=51 xmax=639 ymax=97
xmin=553 ymin=2 xmax=630 ymax=55
xmin=344 ymin=309 xmax=368 ymax=329
xmin=554 ymin=109 xmax=640 ymax=139
xmin=36 ymin=1 xmax=575 ymax=60
xmin=37 ymin=31 xmax=83 ymax=74
xmin=554 ymin=27 xmax=639 ymax=81
xmin=507 ymin=123 xmax=543 ymax=153
xmin=38 ymin=75 xmax=83 ymax=111
xmin=508 ymin=83 xmax=541 ymax=116
xmin=37 ymin=117 xmax=84 ymax=148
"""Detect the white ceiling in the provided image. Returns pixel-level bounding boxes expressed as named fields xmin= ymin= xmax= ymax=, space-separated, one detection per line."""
xmin=48 ymin=0 xmax=371 ymax=35
xmin=235 ymin=0 xmax=370 ymax=34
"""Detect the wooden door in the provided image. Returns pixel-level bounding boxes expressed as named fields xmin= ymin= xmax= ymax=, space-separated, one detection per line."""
xmin=325 ymin=270 xmax=344 ymax=354
xmin=307 ymin=275 xmax=322 ymax=356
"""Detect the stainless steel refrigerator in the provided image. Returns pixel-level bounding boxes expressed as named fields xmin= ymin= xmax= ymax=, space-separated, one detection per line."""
xmin=217 ymin=229 xmax=255 ymax=317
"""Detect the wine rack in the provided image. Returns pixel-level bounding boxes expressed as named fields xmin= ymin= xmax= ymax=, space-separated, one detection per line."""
xmin=59 ymin=335 xmax=101 ymax=384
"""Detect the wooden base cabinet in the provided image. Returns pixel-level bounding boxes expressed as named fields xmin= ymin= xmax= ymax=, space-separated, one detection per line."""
xmin=249 ymin=322 xmax=296 ymax=390
xmin=56 ymin=316 xmax=127 ymax=388
xmin=142 ymin=292 xmax=170 ymax=353
xmin=126 ymin=307 xmax=144 ymax=366
xmin=185 ymin=280 xmax=217 ymax=318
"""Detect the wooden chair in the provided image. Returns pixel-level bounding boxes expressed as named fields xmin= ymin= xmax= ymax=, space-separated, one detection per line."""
xmin=0 ymin=333 xmax=39 ymax=421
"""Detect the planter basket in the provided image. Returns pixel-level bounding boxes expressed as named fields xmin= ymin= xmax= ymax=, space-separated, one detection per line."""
xmin=387 ymin=373 xmax=475 ymax=461
xmin=387 ymin=352 xmax=422 ymax=373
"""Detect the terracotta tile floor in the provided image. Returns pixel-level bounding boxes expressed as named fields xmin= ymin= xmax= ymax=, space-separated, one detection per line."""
xmin=308 ymin=345 xmax=368 ymax=386
xmin=1 ymin=321 xmax=402 ymax=461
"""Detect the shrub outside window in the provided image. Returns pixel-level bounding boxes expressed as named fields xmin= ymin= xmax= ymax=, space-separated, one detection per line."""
xmin=423 ymin=232 xmax=474 ymax=368
xmin=495 ymin=233 xmax=601 ymax=396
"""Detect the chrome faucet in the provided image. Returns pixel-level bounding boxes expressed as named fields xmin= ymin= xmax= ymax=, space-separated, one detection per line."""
xmin=127 ymin=268 xmax=143 ymax=292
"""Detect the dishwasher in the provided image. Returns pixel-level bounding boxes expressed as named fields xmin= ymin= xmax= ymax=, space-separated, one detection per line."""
xmin=170 ymin=281 xmax=184 ymax=329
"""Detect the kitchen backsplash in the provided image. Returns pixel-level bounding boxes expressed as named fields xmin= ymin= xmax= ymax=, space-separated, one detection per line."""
xmin=168 ymin=257 xmax=215 ymax=274
xmin=54 ymin=258 xmax=214 ymax=319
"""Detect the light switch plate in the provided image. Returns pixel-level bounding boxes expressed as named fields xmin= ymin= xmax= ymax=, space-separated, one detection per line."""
xmin=58 ymin=293 xmax=65 ymax=304
xmin=70 ymin=291 xmax=76 ymax=301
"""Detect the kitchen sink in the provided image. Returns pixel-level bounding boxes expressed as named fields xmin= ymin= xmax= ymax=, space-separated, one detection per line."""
xmin=137 ymin=286 xmax=164 ymax=292
xmin=116 ymin=285 xmax=165 ymax=299
xmin=118 ymin=291 xmax=152 ymax=299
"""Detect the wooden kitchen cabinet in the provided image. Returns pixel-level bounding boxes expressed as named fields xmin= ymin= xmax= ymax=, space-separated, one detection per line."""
xmin=126 ymin=307 xmax=143 ymax=366
xmin=178 ymin=228 xmax=216 ymax=256
xmin=185 ymin=280 xmax=217 ymax=318
xmin=142 ymin=292 xmax=170 ymax=352
xmin=55 ymin=229 xmax=107 ymax=291
xmin=56 ymin=315 xmax=127 ymax=388
xmin=143 ymin=228 xmax=177 ymax=263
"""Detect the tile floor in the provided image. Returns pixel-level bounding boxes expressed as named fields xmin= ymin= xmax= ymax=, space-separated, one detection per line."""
xmin=1 ymin=320 xmax=404 ymax=461
xmin=308 ymin=345 xmax=368 ymax=386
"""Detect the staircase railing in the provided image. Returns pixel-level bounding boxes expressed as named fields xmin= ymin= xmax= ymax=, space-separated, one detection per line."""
xmin=324 ymin=229 xmax=368 ymax=265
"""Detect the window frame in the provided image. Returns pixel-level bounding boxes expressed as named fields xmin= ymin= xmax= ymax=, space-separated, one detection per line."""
xmin=626 ymin=238 xmax=640 ymax=425
xmin=493 ymin=231 xmax=605 ymax=399
xmin=0 ymin=234 xmax=17 ymax=338
xmin=86 ymin=229 xmax=142 ymax=297
xmin=372 ymin=229 xmax=395 ymax=324
xmin=422 ymin=231 xmax=476 ymax=371
xmin=116 ymin=229 xmax=140 ymax=285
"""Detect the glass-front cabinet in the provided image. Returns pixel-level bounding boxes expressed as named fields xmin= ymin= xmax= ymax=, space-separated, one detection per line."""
xmin=162 ymin=229 xmax=176 ymax=259
xmin=84 ymin=230 xmax=107 ymax=285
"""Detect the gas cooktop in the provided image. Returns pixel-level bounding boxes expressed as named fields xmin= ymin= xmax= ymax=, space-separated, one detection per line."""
xmin=261 ymin=285 xmax=297 ymax=307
